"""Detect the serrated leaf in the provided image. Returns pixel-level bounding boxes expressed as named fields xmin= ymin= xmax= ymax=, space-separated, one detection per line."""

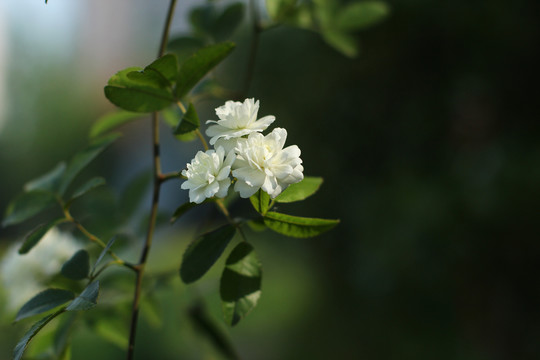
xmin=167 ymin=36 xmax=206 ymax=64
xmin=59 ymin=133 xmax=120 ymax=196
xmin=275 ymin=177 xmax=323 ymax=203
xmin=19 ymin=218 xmax=66 ymax=254
xmin=189 ymin=303 xmax=240 ymax=360
xmin=61 ymin=250 xmax=90 ymax=280
xmin=24 ymin=162 xmax=66 ymax=194
xmin=174 ymin=102 xmax=200 ymax=134
xmin=66 ymin=281 xmax=99 ymax=311
xmin=263 ymin=211 xmax=339 ymax=238
xmin=90 ymin=236 xmax=117 ymax=276
xmin=15 ymin=289 xmax=74 ymax=322
xmin=249 ymin=189 xmax=270 ymax=214
xmin=170 ymin=202 xmax=198 ymax=224
xmin=90 ymin=110 xmax=143 ymax=139
xmin=104 ymin=85 xmax=175 ymax=113
xmin=3 ymin=191 xmax=58 ymax=227
xmin=68 ymin=177 xmax=105 ymax=204
xmin=13 ymin=310 xmax=64 ymax=360
xmin=336 ymin=1 xmax=389 ymax=31
xmin=175 ymin=42 xmax=235 ymax=99
xmin=180 ymin=224 xmax=236 ymax=284
xmin=220 ymin=242 xmax=262 ymax=326
xmin=212 ymin=3 xmax=245 ymax=42
xmin=322 ymin=29 xmax=359 ymax=58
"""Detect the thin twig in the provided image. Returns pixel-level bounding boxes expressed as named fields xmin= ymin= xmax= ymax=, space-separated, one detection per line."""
xmin=126 ymin=1 xmax=177 ymax=359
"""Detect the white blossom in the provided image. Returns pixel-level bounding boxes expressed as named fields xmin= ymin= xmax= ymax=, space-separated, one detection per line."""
xmin=232 ymin=128 xmax=304 ymax=199
xmin=181 ymin=146 xmax=236 ymax=204
xmin=0 ymin=228 xmax=81 ymax=312
xmin=205 ymin=98 xmax=275 ymax=146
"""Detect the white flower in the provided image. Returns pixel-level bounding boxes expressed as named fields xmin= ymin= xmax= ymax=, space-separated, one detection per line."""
xmin=181 ymin=146 xmax=236 ymax=204
xmin=232 ymin=128 xmax=304 ymax=199
xmin=0 ymin=228 xmax=81 ymax=312
xmin=205 ymin=98 xmax=275 ymax=146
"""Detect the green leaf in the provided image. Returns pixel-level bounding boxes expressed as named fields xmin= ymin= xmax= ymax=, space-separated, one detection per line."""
xmin=54 ymin=313 xmax=77 ymax=358
xmin=2 ymin=191 xmax=58 ymax=227
xmin=174 ymin=102 xmax=200 ymax=134
xmin=175 ymin=42 xmax=235 ymax=99
xmin=167 ymin=36 xmax=206 ymax=64
xmin=107 ymin=66 xmax=143 ymax=87
xmin=220 ymin=242 xmax=262 ymax=326
xmin=104 ymin=85 xmax=175 ymax=113
xmin=61 ymin=250 xmax=90 ymax=280
xmin=19 ymin=218 xmax=66 ymax=254
xmin=13 ymin=310 xmax=64 ymax=360
xmin=144 ymin=53 xmax=179 ymax=82
xmin=180 ymin=224 xmax=236 ymax=284
xmin=263 ymin=211 xmax=339 ymax=238
xmin=189 ymin=303 xmax=240 ymax=360
xmin=322 ymin=29 xmax=359 ymax=58
xmin=59 ymin=133 xmax=120 ymax=196
xmin=15 ymin=289 xmax=75 ymax=322
xmin=212 ymin=3 xmax=245 ymax=42
xmin=66 ymin=281 xmax=99 ymax=311
xmin=275 ymin=177 xmax=323 ymax=203
xmin=24 ymin=162 xmax=66 ymax=194
xmin=94 ymin=317 xmax=129 ymax=349
xmin=249 ymin=189 xmax=270 ymax=214
xmin=336 ymin=1 xmax=389 ymax=31
xmin=170 ymin=202 xmax=198 ymax=224
xmin=90 ymin=110 xmax=143 ymax=139
xmin=90 ymin=236 xmax=117 ymax=276
xmin=68 ymin=177 xmax=105 ymax=204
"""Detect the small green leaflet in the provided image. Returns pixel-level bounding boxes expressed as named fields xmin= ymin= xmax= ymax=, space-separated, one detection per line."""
xmin=13 ymin=310 xmax=64 ymax=360
xmin=263 ymin=211 xmax=339 ymax=238
xmin=19 ymin=218 xmax=67 ymax=254
xmin=170 ymin=202 xmax=198 ymax=224
xmin=15 ymin=289 xmax=74 ymax=322
xmin=2 ymin=191 xmax=58 ymax=227
xmin=61 ymin=250 xmax=90 ymax=280
xmin=66 ymin=281 xmax=100 ymax=311
xmin=220 ymin=242 xmax=262 ymax=326
xmin=23 ymin=162 xmax=66 ymax=194
xmin=275 ymin=176 xmax=323 ymax=203
xmin=174 ymin=102 xmax=200 ymax=134
xmin=180 ymin=224 xmax=237 ymax=284
xmin=67 ymin=177 xmax=106 ymax=204
xmin=175 ymin=42 xmax=236 ymax=99
xmin=249 ymin=189 xmax=270 ymax=214
xmin=90 ymin=236 xmax=117 ymax=277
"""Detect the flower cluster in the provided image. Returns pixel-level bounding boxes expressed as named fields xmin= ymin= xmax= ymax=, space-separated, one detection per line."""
xmin=181 ymin=98 xmax=304 ymax=204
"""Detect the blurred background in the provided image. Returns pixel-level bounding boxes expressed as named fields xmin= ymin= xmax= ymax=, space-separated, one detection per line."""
xmin=1 ymin=0 xmax=539 ymax=359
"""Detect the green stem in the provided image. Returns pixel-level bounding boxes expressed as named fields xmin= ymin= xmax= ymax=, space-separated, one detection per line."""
xmin=126 ymin=1 xmax=177 ymax=359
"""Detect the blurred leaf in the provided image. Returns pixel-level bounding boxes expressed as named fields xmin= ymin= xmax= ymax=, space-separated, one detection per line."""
xmin=246 ymin=218 xmax=267 ymax=232
xmin=267 ymin=0 xmax=311 ymax=27
xmin=170 ymin=202 xmax=198 ymax=224
xmin=175 ymin=42 xmax=236 ymax=99
xmin=59 ymin=133 xmax=120 ymax=196
xmin=61 ymin=250 xmax=90 ymax=280
xmin=313 ymin=0 xmax=337 ymax=28
xmin=322 ymin=29 xmax=359 ymax=57
xmin=90 ymin=110 xmax=143 ymax=139
xmin=180 ymin=224 xmax=236 ymax=284
xmin=275 ymin=176 xmax=323 ymax=203
xmin=90 ymin=236 xmax=117 ymax=276
xmin=220 ymin=242 xmax=262 ymax=326
xmin=189 ymin=303 xmax=240 ymax=360
xmin=336 ymin=1 xmax=389 ymax=31
xmin=263 ymin=211 xmax=339 ymax=238
xmin=67 ymin=177 xmax=106 ymax=204
xmin=19 ymin=217 xmax=67 ymax=254
xmin=167 ymin=36 xmax=206 ymax=64
xmin=249 ymin=189 xmax=270 ymax=214
xmin=212 ymin=3 xmax=245 ymax=42
xmin=95 ymin=317 xmax=128 ymax=349
xmin=189 ymin=5 xmax=214 ymax=38
xmin=2 ymin=191 xmax=58 ymax=227
xmin=104 ymin=86 xmax=175 ymax=113
xmin=24 ymin=162 xmax=66 ymax=194
xmin=119 ymin=170 xmax=152 ymax=222
xmin=174 ymin=102 xmax=200 ymax=134
xmin=66 ymin=281 xmax=99 ymax=311
xmin=141 ymin=296 xmax=163 ymax=329
xmin=15 ymin=289 xmax=74 ymax=322
xmin=54 ymin=313 xmax=77 ymax=358
xmin=13 ymin=310 xmax=64 ymax=360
